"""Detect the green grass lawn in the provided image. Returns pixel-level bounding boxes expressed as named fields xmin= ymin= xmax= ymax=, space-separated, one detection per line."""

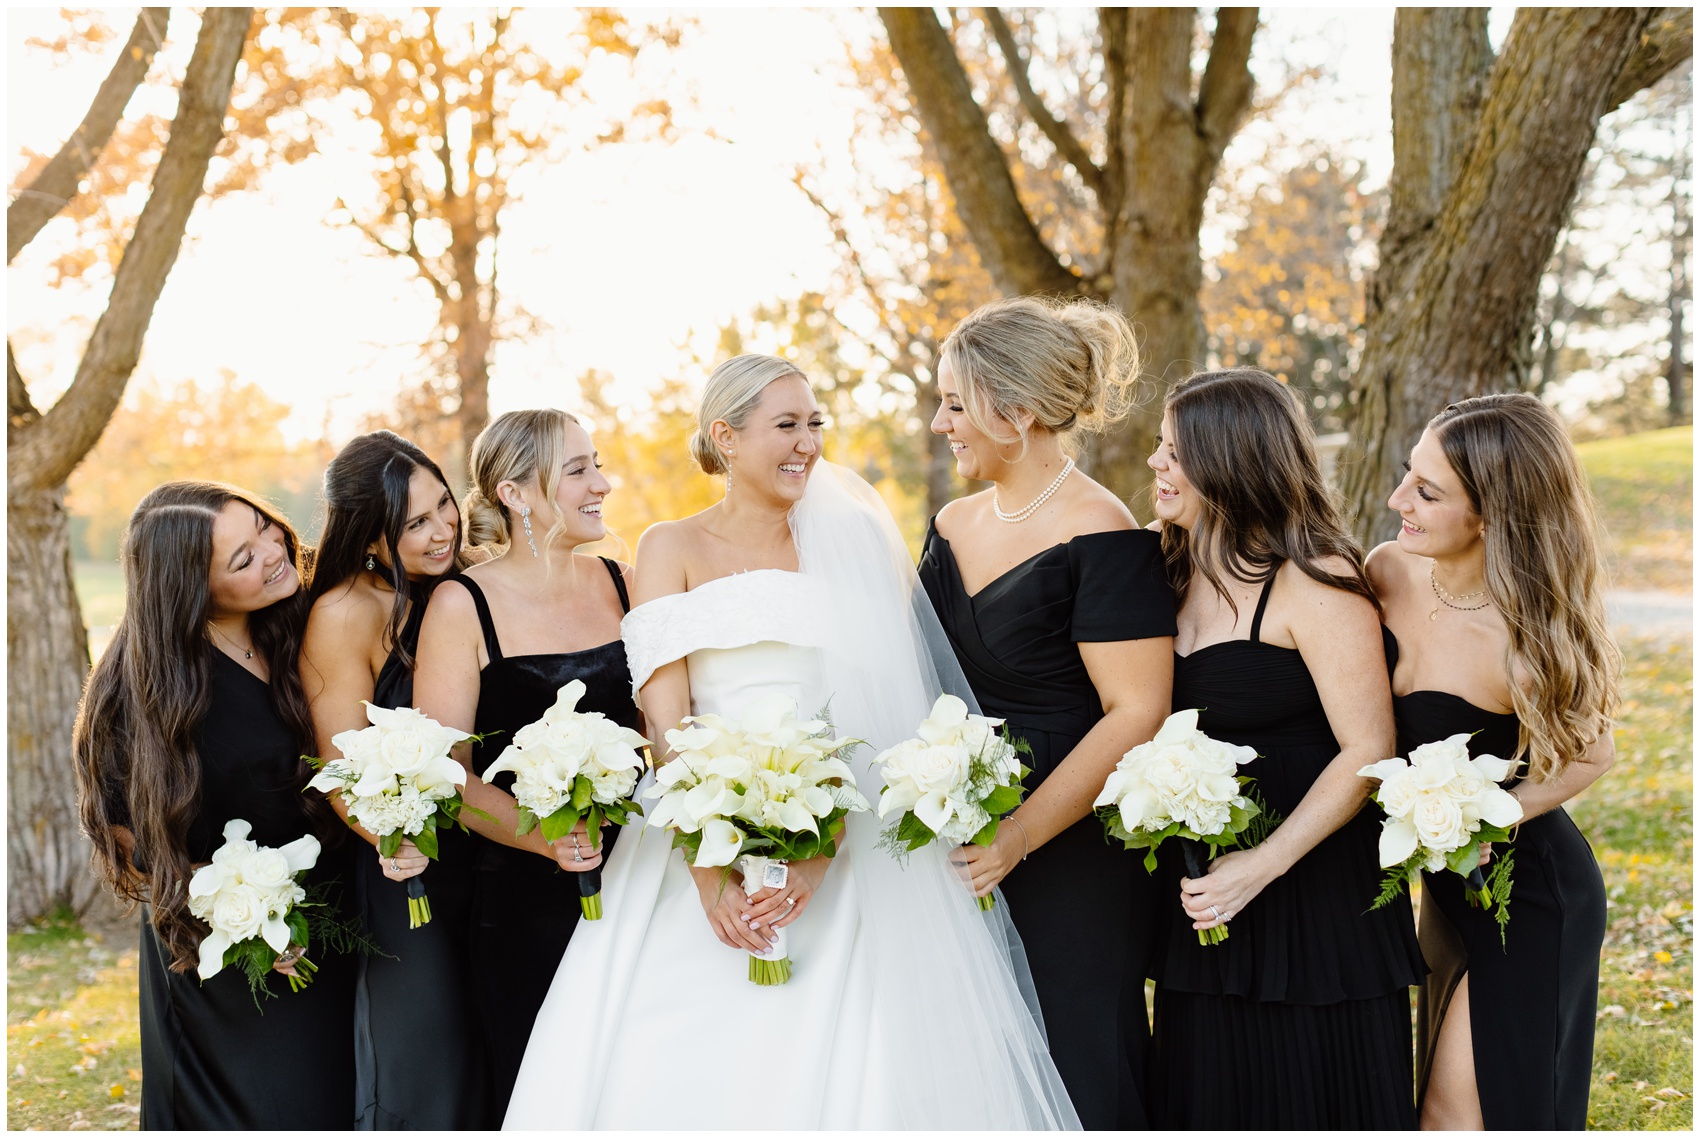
xmin=1577 ymin=425 xmax=1693 ymax=593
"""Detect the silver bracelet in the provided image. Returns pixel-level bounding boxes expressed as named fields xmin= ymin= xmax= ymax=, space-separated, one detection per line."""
xmin=1008 ymin=816 xmax=1030 ymax=861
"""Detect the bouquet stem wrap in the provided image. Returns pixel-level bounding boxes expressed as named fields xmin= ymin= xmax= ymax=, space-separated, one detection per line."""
xmin=578 ymin=863 xmax=604 ymax=921
xmin=405 ymin=874 xmax=431 ymax=928
xmin=739 ymin=854 xmax=791 ymax=985
xmin=1178 ymin=839 xmax=1228 ymax=945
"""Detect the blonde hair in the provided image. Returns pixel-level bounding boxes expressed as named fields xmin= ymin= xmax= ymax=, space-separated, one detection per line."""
xmin=688 ymin=354 xmax=809 ymax=475
xmin=939 ymin=296 xmax=1141 ymax=447
xmin=463 ymin=408 xmax=580 ymax=570
xmin=1429 ymin=394 xmax=1621 ymax=782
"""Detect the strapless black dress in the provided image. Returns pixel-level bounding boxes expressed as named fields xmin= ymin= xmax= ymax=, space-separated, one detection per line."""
xmin=1150 ymin=573 xmax=1424 ymax=1129
xmin=919 ymin=520 xmax=1176 ymax=1130
xmin=451 ymin=562 xmax=640 ymax=1127
xmin=1395 ymin=664 xmax=1607 ymax=1130
xmin=352 ymin=584 xmax=488 ymax=1128
xmin=135 ymin=652 xmax=357 ymax=1128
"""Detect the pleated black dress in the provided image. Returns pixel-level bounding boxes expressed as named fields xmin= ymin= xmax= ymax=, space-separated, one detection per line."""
xmin=135 ymin=651 xmax=357 ymax=1129
xmin=452 ymin=560 xmax=639 ymax=1127
xmin=1396 ymin=673 xmax=1607 ymax=1129
xmin=352 ymin=586 xmax=488 ymax=1128
xmin=919 ymin=521 xmax=1177 ymax=1130
xmin=1150 ymin=573 xmax=1425 ymax=1129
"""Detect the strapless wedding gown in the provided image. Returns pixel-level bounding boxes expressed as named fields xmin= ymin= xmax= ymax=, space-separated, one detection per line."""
xmin=502 ymin=569 xmax=1077 ymax=1130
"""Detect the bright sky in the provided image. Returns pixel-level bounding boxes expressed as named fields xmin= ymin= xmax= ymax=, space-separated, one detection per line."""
xmin=7 ymin=7 xmax=1552 ymax=447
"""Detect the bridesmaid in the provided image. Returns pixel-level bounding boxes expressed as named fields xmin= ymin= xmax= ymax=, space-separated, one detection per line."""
xmin=917 ymin=296 xmax=1176 ymax=1128
xmin=300 ymin=431 xmax=487 ymax=1128
xmin=1145 ymin=369 xmax=1424 ymax=1128
xmin=1368 ymin=393 xmax=1617 ymax=1130
xmin=413 ymin=408 xmax=640 ymax=1126
xmin=73 ymin=482 xmax=356 ymax=1128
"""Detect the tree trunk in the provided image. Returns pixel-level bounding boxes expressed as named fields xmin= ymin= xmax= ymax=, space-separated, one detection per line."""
xmin=7 ymin=8 xmax=252 ymax=926
xmin=1668 ymin=107 xmax=1692 ymax=425
xmin=1338 ymin=9 xmax=1663 ymax=546
xmin=6 ymin=486 xmax=97 ymax=921
xmin=7 ymin=8 xmax=170 ymax=264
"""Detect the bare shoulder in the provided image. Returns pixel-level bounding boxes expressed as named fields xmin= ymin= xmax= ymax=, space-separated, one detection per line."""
xmin=632 ymin=520 xmax=693 ymax=603
xmin=1281 ymin=556 xmax=1376 ymax=619
xmin=422 ymin=574 xmax=481 ymax=628
xmin=306 ymin=578 xmax=387 ymax=644
xmin=1060 ymin=476 xmax=1136 ymax=537
xmin=934 ymin=491 xmax=991 ymax=540
xmin=1364 ymin=540 xmax=1420 ymax=594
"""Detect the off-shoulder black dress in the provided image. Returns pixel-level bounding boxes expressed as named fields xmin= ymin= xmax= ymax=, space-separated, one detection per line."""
xmin=352 ymin=587 xmax=488 ymax=1128
xmin=1395 ymin=657 xmax=1607 ymax=1130
xmin=920 ymin=521 xmax=1177 ymax=1130
xmin=135 ymin=652 xmax=357 ymax=1129
xmin=451 ymin=561 xmax=640 ymax=1127
xmin=1150 ymin=572 xmax=1425 ymax=1129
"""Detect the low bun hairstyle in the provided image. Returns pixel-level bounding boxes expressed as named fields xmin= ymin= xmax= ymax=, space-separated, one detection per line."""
xmin=463 ymin=408 xmax=579 ymax=565
xmin=939 ymin=296 xmax=1141 ymax=446
xmin=688 ymin=354 xmax=809 ymax=475
xmin=1427 ymin=393 xmax=1620 ymax=782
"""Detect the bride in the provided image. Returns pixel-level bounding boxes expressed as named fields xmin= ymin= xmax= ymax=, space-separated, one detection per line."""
xmin=502 ymin=355 xmax=1079 ymax=1130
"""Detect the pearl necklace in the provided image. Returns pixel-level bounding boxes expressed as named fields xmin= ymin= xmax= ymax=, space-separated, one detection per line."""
xmin=994 ymin=457 xmax=1076 ymax=524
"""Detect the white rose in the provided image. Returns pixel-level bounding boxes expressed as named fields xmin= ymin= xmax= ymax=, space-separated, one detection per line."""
xmin=1411 ymin=793 xmax=1470 ymax=852
xmin=209 ymin=883 xmax=267 ymax=942
xmin=240 ymin=847 xmax=295 ymax=892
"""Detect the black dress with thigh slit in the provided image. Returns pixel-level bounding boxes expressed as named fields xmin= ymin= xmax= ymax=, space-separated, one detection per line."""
xmin=352 ymin=585 xmax=489 ymax=1128
xmin=1149 ymin=571 xmax=1425 ymax=1129
xmin=450 ymin=560 xmax=640 ymax=1127
xmin=135 ymin=651 xmax=357 ymax=1129
xmin=1395 ymin=663 xmax=1607 ymax=1130
xmin=919 ymin=521 xmax=1176 ymax=1130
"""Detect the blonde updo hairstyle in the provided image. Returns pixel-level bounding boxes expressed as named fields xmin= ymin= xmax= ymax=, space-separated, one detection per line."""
xmin=463 ymin=407 xmax=580 ymax=569
xmin=939 ymin=296 xmax=1141 ymax=451
xmin=688 ymin=354 xmax=810 ymax=476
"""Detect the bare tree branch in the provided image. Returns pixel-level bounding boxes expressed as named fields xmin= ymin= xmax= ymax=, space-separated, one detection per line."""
xmin=8 ymin=8 xmax=252 ymax=492
xmin=980 ymin=8 xmax=1104 ymax=198
xmin=7 ymin=340 xmax=39 ymax=431
xmin=7 ymin=8 xmax=170 ymax=263
xmin=1606 ymin=7 xmax=1694 ymax=111
xmin=1196 ymin=8 xmax=1259 ymax=164
xmin=878 ymin=6 xmax=1079 ymax=297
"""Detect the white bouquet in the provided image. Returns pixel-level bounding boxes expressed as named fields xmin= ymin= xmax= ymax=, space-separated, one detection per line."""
xmin=1358 ymin=733 xmax=1523 ymax=943
xmin=188 ymin=819 xmax=368 ymax=1001
xmin=644 ymin=694 xmax=868 ymax=984
xmin=873 ymin=694 xmax=1029 ymax=910
xmin=306 ymin=702 xmax=474 ymax=928
xmin=481 ymin=678 xmax=650 ymax=919
xmin=1093 ymin=708 xmax=1270 ymax=944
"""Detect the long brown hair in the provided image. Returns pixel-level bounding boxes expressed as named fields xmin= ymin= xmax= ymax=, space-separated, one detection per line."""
xmin=1159 ymin=368 xmax=1376 ymax=612
xmin=1429 ymin=393 xmax=1620 ymax=781
xmin=72 ymin=481 xmax=331 ymax=972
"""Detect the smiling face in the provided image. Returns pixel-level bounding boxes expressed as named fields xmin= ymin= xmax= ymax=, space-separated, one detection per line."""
xmin=374 ymin=466 xmax=459 ymax=580
xmin=208 ymin=500 xmax=299 ymax=618
xmin=1388 ymin=427 xmax=1484 ymax=557
xmin=721 ymin=375 xmax=822 ymax=503
xmin=930 ymin=357 xmax=1030 ymax=481
xmin=543 ymin=420 xmax=612 ymax=546
xmin=1146 ymin=409 xmax=1203 ymax=530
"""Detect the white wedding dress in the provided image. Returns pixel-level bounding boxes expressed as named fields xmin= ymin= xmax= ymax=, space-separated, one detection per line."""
xmin=502 ymin=463 xmax=1078 ymax=1131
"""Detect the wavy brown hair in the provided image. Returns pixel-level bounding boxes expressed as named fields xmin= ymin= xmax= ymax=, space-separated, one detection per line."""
xmin=72 ymin=481 xmax=332 ymax=972
xmin=1428 ymin=393 xmax=1620 ymax=781
xmin=1159 ymin=368 xmax=1376 ymax=613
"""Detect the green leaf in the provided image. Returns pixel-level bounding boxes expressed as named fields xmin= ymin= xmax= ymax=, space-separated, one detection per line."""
xmin=412 ymin=825 xmax=439 ymax=860
xmin=514 ymin=806 xmax=539 ymax=838
xmin=540 ymin=807 xmax=581 ymax=844
xmin=570 ymin=776 xmax=594 ymax=812
xmin=970 ymin=817 xmax=1000 ymax=847
xmin=980 ymin=785 xmax=1021 ymax=816
xmin=377 ymin=831 xmax=403 ymax=859
xmin=894 ymin=812 xmax=936 ymax=851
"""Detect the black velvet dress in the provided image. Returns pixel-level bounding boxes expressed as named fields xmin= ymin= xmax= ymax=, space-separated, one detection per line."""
xmin=1395 ymin=660 xmax=1607 ymax=1130
xmin=1150 ymin=573 xmax=1425 ymax=1129
xmin=919 ymin=521 xmax=1176 ymax=1130
xmin=453 ymin=560 xmax=640 ymax=1127
xmin=352 ymin=587 xmax=488 ymax=1128
xmin=135 ymin=651 xmax=357 ymax=1129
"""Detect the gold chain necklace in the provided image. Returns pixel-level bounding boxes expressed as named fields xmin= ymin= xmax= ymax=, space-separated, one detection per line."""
xmin=208 ymin=621 xmax=255 ymax=659
xmin=1428 ymin=562 xmax=1490 ymax=621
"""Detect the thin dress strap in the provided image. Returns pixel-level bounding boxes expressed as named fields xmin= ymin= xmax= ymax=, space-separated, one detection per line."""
xmin=453 ymin=576 xmax=503 ymax=664
xmin=1249 ymin=566 xmax=1280 ymax=645
xmin=600 ymin=557 xmax=630 ymax=614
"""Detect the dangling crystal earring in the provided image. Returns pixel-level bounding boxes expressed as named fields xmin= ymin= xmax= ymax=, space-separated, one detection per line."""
xmin=522 ymin=505 xmax=538 ymax=558
xmin=365 ymin=554 xmax=376 ymax=571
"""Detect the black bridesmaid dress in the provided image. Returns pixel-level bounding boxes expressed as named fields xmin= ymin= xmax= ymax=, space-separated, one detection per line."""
xmin=135 ymin=651 xmax=357 ymax=1129
xmin=919 ymin=521 xmax=1176 ymax=1130
xmin=453 ymin=559 xmax=640 ymax=1127
xmin=352 ymin=585 xmax=488 ymax=1128
xmin=1395 ymin=660 xmax=1608 ymax=1129
xmin=1150 ymin=571 xmax=1425 ymax=1129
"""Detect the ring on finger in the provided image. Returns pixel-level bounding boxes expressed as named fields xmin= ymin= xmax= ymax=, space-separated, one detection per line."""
xmin=389 ymin=859 xmax=398 ymax=872
xmin=785 ymin=897 xmax=795 ymax=907
xmin=1209 ymin=904 xmax=1222 ymax=920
